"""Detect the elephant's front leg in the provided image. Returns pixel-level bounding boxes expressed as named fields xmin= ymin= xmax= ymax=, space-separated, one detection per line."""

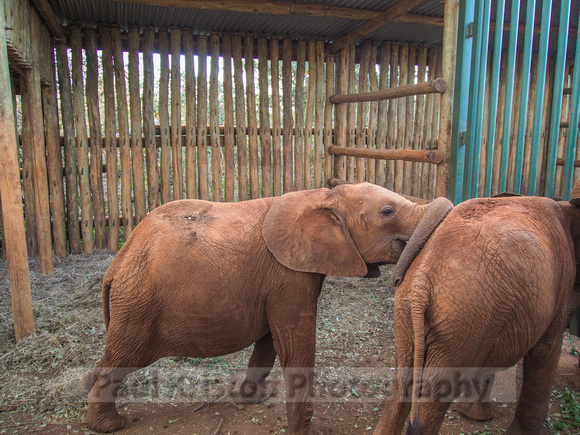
xmin=241 ymin=332 xmax=277 ymax=401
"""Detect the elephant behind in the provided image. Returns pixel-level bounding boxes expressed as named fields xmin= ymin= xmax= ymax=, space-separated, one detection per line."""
xmin=375 ymin=194 xmax=580 ymax=435
xmin=84 ymin=182 xmax=452 ymax=434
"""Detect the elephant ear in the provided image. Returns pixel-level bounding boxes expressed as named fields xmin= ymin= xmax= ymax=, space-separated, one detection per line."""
xmin=262 ymin=189 xmax=368 ymax=277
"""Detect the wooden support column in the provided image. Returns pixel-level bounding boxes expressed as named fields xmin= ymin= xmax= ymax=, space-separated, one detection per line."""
xmin=258 ymin=35 xmax=272 ymax=197
xmin=222 ymin=32 xmax=235 ymax=201
xmin=245 ymin=34 xmax=259 ymax=199
xmin=183 ymin=29 xmax=197 ymax=200
xmin=282 ymin=36 xmax=294 ymax=193
xmin=210 ymin=33 xmax=222 ymax=201
xmin=271 ymin=37 xmax=282 ymax=196
xmin=170 ymin=27 xmax=184 ymax=201
xmin=0 ymin=8 xmax=35 ymax=340
xmin=197 ymin=35 xmax=209 ymax=200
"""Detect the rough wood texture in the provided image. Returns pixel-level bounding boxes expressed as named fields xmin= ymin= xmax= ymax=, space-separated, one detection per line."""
xmin=355 ymin=41 xmax=370 ymax=183
xmin=171 ymin=27 xmax=184 ymax=200
xmin=346 ymin=44 xmax=356 ymax=181
xmin=159 ymin=29 xmax=172 ymax=203
xmin=333 ymin=47 xmax=348 ymax=181
xmin=233 ymin=34 xmax=248 ymax=200
xmin=282 ymin=36 xmax=294 ymax=193
xmin=271 ymin=37 xmax=282 ymax=196
xmin=324 ymin=52 xmax=334 ymax=186
xmin=330 ymin=78 xmax=446 ymax=104
xmin=222 ymin=32 xmax=235 ymax=201
xmin=258 ymin=36 xmax=272 ymax=197
xmin=367 ymin=43 xmax=379 ymax=184
xmin=245 ymin=34 xmax=259 ymax=199
xmin=197 ymin=35 xmax=209 ymax=200
xmin=314 ymin=40 xmax=325 ymax=189
xmin=294 ymin=39 xmax=306 ymax=190
xmin=210 ymin=33 xmax=222 ymax=201
xmin=329 ymin=146 xmax=443 ymax=163
xmin=304 ymin=39 xmax=316 ymax=190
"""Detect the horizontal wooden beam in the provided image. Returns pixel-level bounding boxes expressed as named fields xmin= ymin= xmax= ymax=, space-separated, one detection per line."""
xmin=329 ymin=78 xmax=446 ymax=104
xmin=327 ymin=178 xmax=430 ymax=204
xmin=557 ymin=158 xmax=580 ymax=167
xmin=31 ymin=0 xmax=67 ymax=42
xmin=328 ymin=146 xmax=443 ymax=164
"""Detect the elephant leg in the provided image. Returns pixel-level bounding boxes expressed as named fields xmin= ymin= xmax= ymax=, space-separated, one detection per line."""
xmin=241 ymin=332 xmax=277 ymax=402
xmin=373 ymin=376 xmax=412 ymax=434
xmin=507 ymin=322 xmax=564 ymax=435
xmin=457 ymin=373 xmax=495 ymax=421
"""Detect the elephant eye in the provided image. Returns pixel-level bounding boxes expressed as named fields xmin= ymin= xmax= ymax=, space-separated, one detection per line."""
xmin=380 ymin=205 xmax=395 ymax=218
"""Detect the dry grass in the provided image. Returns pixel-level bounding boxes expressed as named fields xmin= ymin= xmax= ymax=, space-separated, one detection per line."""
xmin=0 ymin=251 xmax=397 ymax=430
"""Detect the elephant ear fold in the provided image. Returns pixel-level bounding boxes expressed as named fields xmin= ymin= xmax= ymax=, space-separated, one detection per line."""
xmin=262 ymin=189 xmax=368 ymax=277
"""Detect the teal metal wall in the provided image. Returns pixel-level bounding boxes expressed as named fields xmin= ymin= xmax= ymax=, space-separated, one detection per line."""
xmin=449 ymin=0 xmax=580 ymax=204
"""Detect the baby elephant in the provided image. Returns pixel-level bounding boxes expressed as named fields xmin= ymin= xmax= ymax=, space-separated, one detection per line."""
xmin=85 ymin=183 xmax=451 ymax=434
xmin=375 ymin=194 xmax=580 ymax=435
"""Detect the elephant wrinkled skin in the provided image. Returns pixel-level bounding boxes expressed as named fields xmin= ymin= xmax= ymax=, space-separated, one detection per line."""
xmin=374 ymin=195 xmax=580 ymax=435
xmin=85 ymin=183 xmax=444 ymax=434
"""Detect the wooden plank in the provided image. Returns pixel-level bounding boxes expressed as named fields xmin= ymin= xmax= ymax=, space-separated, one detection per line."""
xmin=197 ymin=35 xmax=209 ymax=200
xmin=375 ymin=42 xmax=390 ymax=187
xmin=142 ymin=26 xmax=160 ymax=209
xmin=313 ymin=39 xmax=325 ymax=189
xmin=158 ymin=29 xmax=172 ymax=203
xmin=412 ymin=45 xmax=428 ymax=197
xmin=329 ymin=146 xmax=443 ymax=163
xmin=258 ymin=36 xmax=272 ymax=197
xmin=282 ymin=36 xmax=294 ymax=192
xmin=271 ymin=36 xmax=282 ymax=196
xmin=85 ymin=28 xmax=107 ymax=249
xmin=330 ymin=78 xmax=446 ymax=104
xmin=355 ymin=42 xmax=371 ymax=183
xmin=232 ymin=34 xmax=248 ymax=200
xmin=327 ymin=0 xmax=429 ymax=54
xmin=346 ymin=44 xmax=356 ymax=181
xmin=324 ymin=52 xmax=335 ymax=185
xmin=0 ymin=3 xmax=34 ymax=339
xmin=98 ymin=26 xmax=120 ymax=251
xmin=183 ymin=29 xmax=197 ymax=200
xmin=395 ymin=44 xmax=408 ymax=193
xmin=403 ymin=44 xmax=416 ymax=196
xmin=245 ymin=34 xmax=259 ymax=199
xmin=333 ymin=47 xmax=348 ymax=181
xmin=303 ymin=40 xmax=315 ymax=190
xmin=210 ymin=33 xmax=222 ymax=201
xmin=294 ymin=39 xmax=306 ymax=190
xmin=367 ymin=43 xmax=379 ymax=184
xmin=20 ymin=76 xmax=38 ymax=257
xmin=171 ymin=27 xmax=184 ymax=200
xmin=386 ymin=42 xmax=398 ymax=190
xmin=429 ymin=47 xmax=443 ymax=198
xmin=41 ymin=50 xmax=67 ymax=258
xmin=222 ymin=32 xmax=235 ymax=201
xmin=420 ymin=46 xmax=437 ymax=198
xmin=111 ymin=25 xmax=134 ymax=238
xmin=127 ymin=26 xmax=146 ymax=225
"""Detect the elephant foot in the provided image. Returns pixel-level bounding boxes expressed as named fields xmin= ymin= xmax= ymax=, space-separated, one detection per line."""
xmin=240 ymin=378 xmax=275 ymax=402
xmin=291 ymin=422 xmax=323 ymax=435
xmin=457 ymin=401 xmax=493 ymax=421
xmin=84 ymin=369 xmax=99 ymax=392
xmin=86 ymin=402 xmax=127 ymax=433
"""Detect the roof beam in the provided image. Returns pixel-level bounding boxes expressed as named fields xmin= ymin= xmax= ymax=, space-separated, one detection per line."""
xmin=326 ymin=0 xmax=429 ymax=54
xmin=31 ymin=0 xmax=67 ymax=43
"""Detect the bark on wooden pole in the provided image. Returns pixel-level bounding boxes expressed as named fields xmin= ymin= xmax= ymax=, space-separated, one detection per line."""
xmin=245 ymin=34 xmax=259 ymax=199
xmin=183 ymin=29 xmax=197 ymax=200
xmin=222 ymin=32 xmax=235 ymax=202
xmin=294 ymin=39 xmax=306 ymax=190
xmin=330 ymin=78 xmax=446 ymax=104
xmin=324 ymin=52 xmax=335 ymax=186
xmin=0 ymin=6 xmax=35 ymax=340
xmin=329 ymin=146 xmax=443 ymax=163
xmin=210 ymin=33 xmax=222 ymax=201
xmin=258 ymin=36 xmax=272 ymax=197
xmin=170 ymin=26 xmax=184 ymax=201
xmin=355 ymin=42 xmax=371 ymax=183
xmin=304 ymin=39 xmax=316 ymax=190
xmin=233 ymin=34 xmax=248 ymax=200
xmin=314 ymin=40 xmax=325 ymax=189
xmin=271 ymin=36 xmax=282 ymax=197
xmin=333 ymin=47 xmax=348 ymax=181
xmin=367 ymin=43 xmax=379 ymax=184
xmin=197 ymin=35 xmax=209 ymax=200
xmin=159 ymin=29 xmax=172 ymax=203
xmin=346 ymin=44 xmax=356 ymax=181
xmin=282 ymin=37 xmax=294 ymax=192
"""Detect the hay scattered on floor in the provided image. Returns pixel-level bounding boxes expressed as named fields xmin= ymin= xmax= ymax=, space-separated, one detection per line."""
xmin=0 ymin=251 xmax=396 ymax=427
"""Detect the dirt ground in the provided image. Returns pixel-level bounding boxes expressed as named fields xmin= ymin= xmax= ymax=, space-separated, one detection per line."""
xmin=1 ymin=251 xmax=580 ymax=434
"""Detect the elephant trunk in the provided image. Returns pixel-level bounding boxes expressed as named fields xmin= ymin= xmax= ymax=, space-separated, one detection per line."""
xmin=392 ymin=197 xmax=454 ymax=287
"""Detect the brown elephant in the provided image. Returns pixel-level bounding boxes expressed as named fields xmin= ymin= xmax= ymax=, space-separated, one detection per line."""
xmin=374 ymin=194 xmax=580 ymax=435
xmin=84 ymin=183 xmax=452 ymax=434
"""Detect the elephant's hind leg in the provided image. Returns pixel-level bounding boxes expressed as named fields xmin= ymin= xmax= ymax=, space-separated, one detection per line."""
xmin=241 ymin=332 xmax=277 ymax=402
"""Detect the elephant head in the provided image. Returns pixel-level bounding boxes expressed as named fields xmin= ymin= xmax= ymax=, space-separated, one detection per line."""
xmin=262 ymin=182 xmax=452 ymax=278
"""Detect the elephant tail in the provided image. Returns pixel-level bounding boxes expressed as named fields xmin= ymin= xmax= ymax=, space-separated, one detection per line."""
xmin=409 ymin=299 xmax=428 ymax=430
xmin=102 ymin=276 xmax=112 ymax=330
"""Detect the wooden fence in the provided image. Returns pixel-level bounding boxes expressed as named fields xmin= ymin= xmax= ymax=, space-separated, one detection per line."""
xmin=10 ymin=26 xmax=444 ymax=256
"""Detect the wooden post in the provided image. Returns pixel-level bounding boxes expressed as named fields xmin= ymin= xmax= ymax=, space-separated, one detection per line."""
xmin=129 ymin=25 xmax=146 ymax=224
xmin=0 ymin=6 xmax=35 ymax=340
xmin=111 ymin=25 xmax=134 ymax=238
xmin=333 ymin=47 xmax=348 ymax=181
xmin=183 ymin=29 xmax=197 ymax=200
xmin=328 ymin=146 xmax=443 ymax=163
xmin=356 ymin=42 xmax=371 ymax=183
xmin=233 ymin=34 xmax=248 ymax=200
xmin=375 ymin=42 xmax=391 ymax=188
xmin=142 ymin=26 xmax=160 ymax=209
xmin=170 ymin=26 xmax=184 ymax=201
xmin=98 ymin=25 xmax=120 ymax=251
xmin=395 ymin=44 xmax=408 ymax=193
xmin=346 ymin=44 xmax=356 ymax=181
xmin=324 ymin=52 xmax=335 ymax=185
xmin=282 ymin=37 xmax=294 ymax=193
xmin=413 ymin=45 xmax=428 ymax=197
xmin=271 ymin=36 xmax=282 ymax=196
xmin=222 ymin=33 xmax=235 ymax=201
xmin=367 ymin=43 xmax=379 ymax=184
xmin=294 ymin=39 xmax=306 ymax=190
xmin=245 ymin=34 xmax=259 ymax=199
xmin=210 ymin=33 xmax=222 ymax=201
xmin=197 ymin=35 xmax=209 ymax=200
xmin=386 ymin=42 xmax=399 ymax=190
xmin=258 ymin=36 xmax=272 ymax=197
xmin=55 ymin=44 xmax=81 ymax=253
xmin=403 ymin=45 xmax=415 ymax=196
xmin=42 ymin=50 xmax=67 ymax=258
xmin=159 ymin=29 xmax=172 ymax=203
xmin=85 ymin=28 xmax=107 ymax=249
xmin=71 ymin=25 xmax=94 ymax=254
xmin=435 ymin=0 xmax=459 ymax=199
xmin=314 ymin=40 xmax=325 ymax=189
xmin=304 ymin=39 xmax=316 ymax=190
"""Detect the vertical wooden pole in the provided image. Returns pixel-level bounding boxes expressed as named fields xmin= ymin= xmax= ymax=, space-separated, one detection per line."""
xmin=356 ymin=42 xmax=371 ymax=183
xmin=282 ymin=37 xmax=294 ymax=192
xmin=197 ymin=35 xmax=209 ymax=200
xmin=376 ymin=42 xmax=391 ymax=188
xmin=395 ymin=44 xmax=408 ymax=193
xmin=129 ymin=25 xmax=146 ymax=224
xmin=334 ymin=47 xmax=348 ymax=181
xmin=346 ymin=44 xmax=356 ymax=182
xmin=0 ymin=8 xmax=35 ymax=339
xmin=436 ymin=0 xmax=459 ymax=199
xmin=222 ymin=32 xmax=235 ymax=201
xmin=294 ymin=39 xmax=306 ymax=191
xmin=170 ymin=27 xmax=184 ymax=201
xmin=98 ymin=25 xmax=120 ymax=251
xmin=421 ymin=47 xmax=437 ymax=198
xmin=367 ymin=43 xmax=379 ymax=184
xmin=245 ymin=34 xmax=259 ymax=199
xmin=210 ymin=33 xmax=222 ymax=201
xmin=304 ymin=39 xmax=316 ymax=190
xmin=403 ymin=45 xmax=415 ymax=196
xmin=258 ymin=36 xmax=272 ymax=197
xmin=111 ymin=25 xmax=134 ymax=238
xmin=413 ymin=45 xmax=428 ymax=197
xmin=71 ymin=25 xmax=94 ymax=254
xmin=233 ymin=33 xmax=248 ymax=200
xmin=159 ymin=29 xmax=172 ymax=203
xmin=85 ymin=28 xmax=107 ymax=249
xmin=324 ymin=53 xmax=335 ymax=184
xmin=183 ymin=29 xmax=197 ymax=200
xmin=429 ymin=48 xmax=443 ymax=198
xmin=142 ymin=27 xmax=160 ymax=209
xmin=55 ymin=44 xmax=81 ymax=254
xmin=20 ymin=76 xmax=38 ymax=257
xmin=271 ymin=37 xmax=282 ymax=196
xmin=42 ymin=50 xmax=67 ymax=258
xmin=386 ymin=42 xmax=398 ymax=191
xmin=314 ymin=40 xmax=325 ymax=189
